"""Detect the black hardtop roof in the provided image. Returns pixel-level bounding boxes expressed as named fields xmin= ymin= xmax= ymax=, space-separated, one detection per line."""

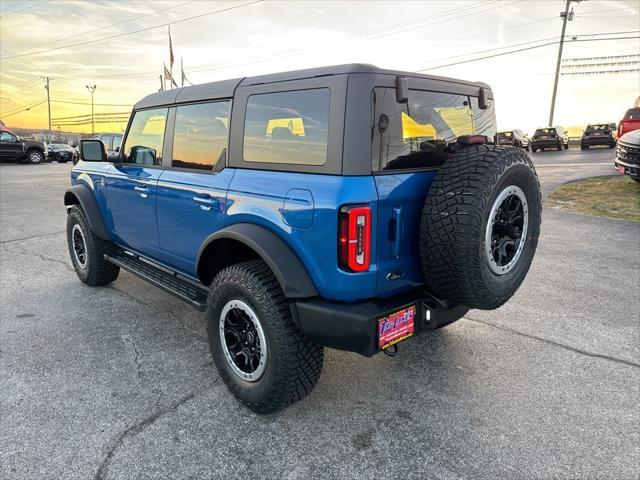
xmin=134 ymin=63 xmax=491 ymax=109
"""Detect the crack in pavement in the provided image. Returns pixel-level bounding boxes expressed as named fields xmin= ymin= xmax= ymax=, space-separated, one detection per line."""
xmin=122 ymin=333 xmax=142 ymax=379
xmin=1 ymin=242 xmax=73 ymax=272
xmin=0 ymin=230 xmax=66 ymax=244
xmin=93 ymin=393 xmax=195 ymax=480
xmin=464 ymin=316 xmax=640 ymax=369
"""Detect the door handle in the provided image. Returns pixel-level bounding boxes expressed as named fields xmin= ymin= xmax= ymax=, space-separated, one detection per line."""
xmin=193 ymin=195 xmax=219 ymax=211
xmin=134 ymin=186 xmax=149 ymax=198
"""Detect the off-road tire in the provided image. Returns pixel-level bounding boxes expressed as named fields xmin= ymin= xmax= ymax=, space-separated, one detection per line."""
xmin=207 ymin=260 xmax=324 ymax=414
xmin=420 ymin=145 xmax=541 ymax=310
xmin=66 ymin=205 xmax=119 ymax=286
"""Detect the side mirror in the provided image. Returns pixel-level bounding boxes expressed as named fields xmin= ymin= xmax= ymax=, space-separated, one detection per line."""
xmin=396 ymin=76 xmax=408 ymax=103
xmin=478 ymin=87 xmax=489 ymax=110
xmin=80 ymin=139 xmax=107 ymax=162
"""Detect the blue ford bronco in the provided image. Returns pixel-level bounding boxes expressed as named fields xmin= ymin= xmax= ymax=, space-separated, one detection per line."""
xmin=65 ymin=64 xmax=541 ymax=413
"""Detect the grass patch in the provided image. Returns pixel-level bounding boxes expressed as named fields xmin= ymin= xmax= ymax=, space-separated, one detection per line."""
xmin=546 ymin=175 xmax=640 ymax=223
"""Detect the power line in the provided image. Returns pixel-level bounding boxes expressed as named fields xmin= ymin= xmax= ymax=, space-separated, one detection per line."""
xmin=418 ymin=36 xmax=640 ymax=72
xmin=8 ymin=0 xmax=197 ymax=56
xmin=51 ymin=100 xmax=133 ymax=107
xmin=2 ymin=99 xmax=47 ymax=117
xmin=0 ymin=0 xmax=47 ymax=18
xmin=0 ymin=0 xmax=263 ymax=60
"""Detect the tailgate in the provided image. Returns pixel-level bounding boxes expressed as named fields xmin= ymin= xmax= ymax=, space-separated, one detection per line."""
xmin=374 ymin=171 xmax=437 ymax=298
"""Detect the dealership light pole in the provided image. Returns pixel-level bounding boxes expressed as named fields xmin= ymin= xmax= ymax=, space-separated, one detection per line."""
xmin=41 ymin=76 xmax=53 ymax=143
xmin=85 ymin=84 xmax=97 ymax=135
xmin=548 ymin=0 xmax=583 ymax=127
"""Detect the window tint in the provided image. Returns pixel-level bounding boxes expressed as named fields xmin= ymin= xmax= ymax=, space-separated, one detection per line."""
xmin=172 ymin=101 xmax=231 ymax=171
xmin=534 ymin=128 xmax=556 ymax=136
xmin=0 ymin=132 xmax=16 ymax=141
xmin=123 ymin=108 xmax=167 ymax=165
xmin=372 ymin=88 xmax=496 ymax=171
xmin=243 ymin=89 xmax=330 ymax=166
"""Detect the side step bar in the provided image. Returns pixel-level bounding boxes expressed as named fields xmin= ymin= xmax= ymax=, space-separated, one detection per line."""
xmin=104 ymin=251 xmax=209 ymax=311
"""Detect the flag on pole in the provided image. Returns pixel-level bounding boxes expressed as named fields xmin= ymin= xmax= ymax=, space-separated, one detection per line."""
xmin=164 ymin=63 xmax=178 ymax=89
xmin=169 ymin=26 xmax=175 ymax=70
xmin=181 ymin=57 xmax=192 ymax=87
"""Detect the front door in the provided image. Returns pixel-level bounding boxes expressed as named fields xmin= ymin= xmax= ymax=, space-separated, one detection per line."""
xmin=156 ymin=100 xmax=233 ymax=276
xmin=0 ymin=131 xmax=23 ymax=161
xmin=104 ymin=107 xmax=168 ymax=258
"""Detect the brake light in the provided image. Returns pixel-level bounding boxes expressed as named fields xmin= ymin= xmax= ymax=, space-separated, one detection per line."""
xmin=338 ymin=205 xmax=371 ymax=272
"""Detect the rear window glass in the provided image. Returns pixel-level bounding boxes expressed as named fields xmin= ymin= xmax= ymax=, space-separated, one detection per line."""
xmin=585 ymin=124 xmax=610 ymax=133
xmin=243 ymin=89 xmax=330 ymax=166
xmin=498 ymin=131 xmax=513 ymax=137
xmin=172 ymin=101 xmax=230 ymax=171
xmin=534 ymin=128 xmax=556 ymax=136
xmin=624 ymin=108 xmax=640 ymax=120
xmin=372 ymin=88 xmax=496 ymax=171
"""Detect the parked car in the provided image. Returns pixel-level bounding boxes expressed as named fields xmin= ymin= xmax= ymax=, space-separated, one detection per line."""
xmin=617 ymin=107 xmax=640 ymax=138
xmin=0 ymin=128 xmax=48 ymax=164
xmin=93 ymin=132 xmax=122 ymax=153
xmin=496 ymin=130 xmax=530 ymax=150
xmin=64 ymin=64 xmax=541 ymax=413
xmin=580 ymin=124 xmax=616 ymax=150
xmin=48 ymin=143 xmax=78 ymax=163
xmin=614 ymin=129 xmax=640 ymax=182
xmin=530 ymin=126 xmax=569 ymax=152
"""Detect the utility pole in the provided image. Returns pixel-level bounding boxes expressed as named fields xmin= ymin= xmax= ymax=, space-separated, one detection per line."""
xmin=548 ymin=0 xmax=582 ymax=127
xmin=85 ymin=84 xmax=97 ymax=135
xmin=41 ymin=76 xmax=53 ymax=143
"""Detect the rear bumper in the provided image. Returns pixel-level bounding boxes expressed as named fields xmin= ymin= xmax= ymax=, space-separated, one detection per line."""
xmin=292 ymin=289 xmax=462 ymax=357
xmin=531 ymin=139 xmax=560 ymax=149
xmin=582 ymin=137 xmax=614 ymax=147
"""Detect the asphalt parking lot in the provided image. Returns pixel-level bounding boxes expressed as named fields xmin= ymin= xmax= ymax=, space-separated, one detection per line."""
xmin=1 ymin=147 xmax=638 ymax=480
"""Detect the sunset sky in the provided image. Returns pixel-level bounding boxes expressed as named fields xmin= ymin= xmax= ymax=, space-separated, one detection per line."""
xmin=1 ymin=0 xmax=639 ymax=136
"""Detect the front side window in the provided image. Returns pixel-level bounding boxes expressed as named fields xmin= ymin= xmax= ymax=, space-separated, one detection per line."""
xmin=123 ymin=108 xmax=167 ymax=165
xmin=1 ymin=132 xmax=17 ymax=142
xmin=172 ymin=101 xmax=231 ymax=171
xmin=243 ymin=89 xmax=330 ymax=166
xmin=372 ymin=88 xmax=496 ymax=171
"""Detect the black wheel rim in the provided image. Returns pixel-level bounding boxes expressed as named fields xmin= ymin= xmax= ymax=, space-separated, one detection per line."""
xmin=219 ymin=300 xmax=267 ymax=381
xmin=485 ymin=185 xmax=528 ymax=275
xmin=71 ymin=224 xmax=87 ymax=269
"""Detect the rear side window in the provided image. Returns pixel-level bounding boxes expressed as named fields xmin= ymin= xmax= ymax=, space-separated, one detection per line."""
xmin=172 ymin=101 xmax=231 ymax=171
xmin=123 ymin=108 xmax=168 ymax=165
xmin=243 ymin=89 xmax=330 ymax=166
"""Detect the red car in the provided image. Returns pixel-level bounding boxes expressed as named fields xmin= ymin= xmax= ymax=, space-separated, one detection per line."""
xmin=617 ymin=107 xmax=640 ymax=137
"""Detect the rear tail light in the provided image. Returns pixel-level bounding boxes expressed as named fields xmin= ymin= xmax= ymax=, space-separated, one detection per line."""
xmin=338 ymin=205 xmax=371 ymax=272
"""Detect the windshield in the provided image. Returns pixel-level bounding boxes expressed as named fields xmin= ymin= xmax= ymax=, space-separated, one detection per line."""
xmin=624 ymin=108 xmax=640 ymax=120
xmin=372 ymin=87 xmax=496 ymax=171
xmin=534 ymin=128 xmax=556 ymax=136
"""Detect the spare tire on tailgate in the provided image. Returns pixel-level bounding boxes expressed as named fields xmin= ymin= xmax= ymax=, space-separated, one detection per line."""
xmin=420 ymin=145 xmax=541 ymax=310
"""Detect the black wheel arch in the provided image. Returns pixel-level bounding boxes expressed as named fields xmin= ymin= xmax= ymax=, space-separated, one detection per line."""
xmin=196 ymin=223 xmax=318 ymax=299
xmin=64 ymin=184 xmax=111 ymax=240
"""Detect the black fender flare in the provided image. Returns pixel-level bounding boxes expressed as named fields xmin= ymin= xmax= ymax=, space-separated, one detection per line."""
xmin=197 ymin=223 xmax=318 ymax=299
xmin=64 ymin=184 xmax=110 ymax=240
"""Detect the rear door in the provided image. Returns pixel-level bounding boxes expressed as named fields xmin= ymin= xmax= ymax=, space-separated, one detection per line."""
xmin=104 ymin=107 xmax=168 ymax=258
xmin=156 ymin=100 xmax=234 ymax=276
xmin=372 ymin=85 xmax=496 ymax=297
